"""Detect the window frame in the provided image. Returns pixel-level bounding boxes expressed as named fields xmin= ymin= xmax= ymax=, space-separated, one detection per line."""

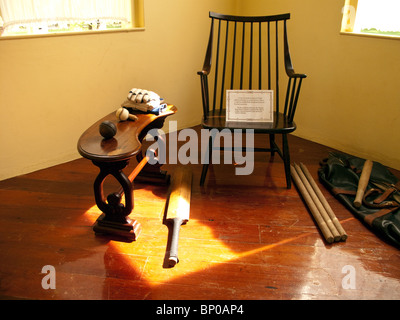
xmin=0 ymin=0 xmax=145 ymax=40
xmin=340 ymin=0 xmax=400 ymax=40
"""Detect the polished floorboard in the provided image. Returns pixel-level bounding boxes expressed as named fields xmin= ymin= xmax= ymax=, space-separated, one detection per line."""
xmin=0 ymin=127 xmax=399 ymax=300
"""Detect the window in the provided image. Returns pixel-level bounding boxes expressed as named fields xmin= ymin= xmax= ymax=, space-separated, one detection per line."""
xmin=341 ymin=0 xmax=400 ymax=38
xmin=0 ymin=0 xmax=144 ymax=38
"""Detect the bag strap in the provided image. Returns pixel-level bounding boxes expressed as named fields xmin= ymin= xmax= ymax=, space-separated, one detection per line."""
xmin=373 ymin=181 xmax=400 ymax=204
xmin=363 ymin=188 xmax=400 ymax=209
xmin=364 ymin=207 xmax=399 ymax=226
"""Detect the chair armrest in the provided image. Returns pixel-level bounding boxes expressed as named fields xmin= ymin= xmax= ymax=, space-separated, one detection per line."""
xmin=284 ymin=23 xmax=307 ymax=80
xmin=286 ymin=69 xmax=307 ymax=79
xmin=197 ymin=70 xmax=209 ymax=76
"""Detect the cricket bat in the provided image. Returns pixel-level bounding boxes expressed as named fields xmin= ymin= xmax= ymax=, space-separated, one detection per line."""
xmin=354 ymin=159 xmax=373 ymax=208
xmin=165 ymin=167 xmax=192 ymax=267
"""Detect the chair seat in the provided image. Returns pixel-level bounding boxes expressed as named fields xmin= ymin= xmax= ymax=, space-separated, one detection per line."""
xmin=202 ymin=110 xmax=296 ymax=134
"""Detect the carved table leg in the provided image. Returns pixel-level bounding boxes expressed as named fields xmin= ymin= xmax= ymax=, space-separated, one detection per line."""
xmin=91 ymin=160 xmax=141 ymax=241
xmin=136 ymin=119 xmax=170 ymax=185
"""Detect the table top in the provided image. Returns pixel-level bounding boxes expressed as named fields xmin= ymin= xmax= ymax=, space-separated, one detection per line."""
xmin=77 ymin=105 xmax=177 ymax=162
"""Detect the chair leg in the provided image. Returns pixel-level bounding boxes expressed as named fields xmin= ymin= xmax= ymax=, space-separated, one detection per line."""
xmin=282 ymin=134 xmax=291 ymax=189
xmin=200 ymin=134 xmax=214 ymax=186
xmin=200 ymin=164 xmax=209 ymax=186
xmin=269 ymin=134 xmax=276 ymax=157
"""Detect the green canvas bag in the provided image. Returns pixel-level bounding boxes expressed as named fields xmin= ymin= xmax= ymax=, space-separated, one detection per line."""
xmin=318 ymin=152 xmax=400 ymax=248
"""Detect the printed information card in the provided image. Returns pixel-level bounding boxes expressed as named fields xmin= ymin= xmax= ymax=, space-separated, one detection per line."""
xmin=226 ymin=90 xmax=274 ymax=123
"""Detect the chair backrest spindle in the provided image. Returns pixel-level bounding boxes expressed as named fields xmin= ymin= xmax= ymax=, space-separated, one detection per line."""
xmin=240 ymin=22 xmax=245 ymax=90
xmin=258 ymin=22 xmax=262 ymax=90
xmin=230 ymin=21 xmax=237 ymax=90
xmin=220 ymin=21 xmax=230 ymax=114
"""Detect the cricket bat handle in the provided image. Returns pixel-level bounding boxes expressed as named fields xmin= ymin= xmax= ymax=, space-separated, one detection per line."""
xmin=168 ymin=218 xmax=183 ymax=267
xmin=354 ymin=159 xmax=373 ymax=208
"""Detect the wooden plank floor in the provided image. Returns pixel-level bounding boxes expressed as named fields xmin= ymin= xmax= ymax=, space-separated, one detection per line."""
xmin=0 ymin=127 xmax=399 ymax=300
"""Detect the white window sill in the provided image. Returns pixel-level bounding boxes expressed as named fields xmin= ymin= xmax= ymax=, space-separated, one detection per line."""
xmin=0 ymin=27 xmax=145 ymax=41
xmin=340 ymin=31 xmax=400 ymax=40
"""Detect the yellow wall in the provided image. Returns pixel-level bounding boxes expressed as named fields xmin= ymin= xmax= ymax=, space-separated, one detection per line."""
xmin=0 ymin=0 xmax=234 ymax=180
xmin=238 ymin=0 xmax=400 ymax=171
xmin=1 ymin=0 xmax=399 ymax=181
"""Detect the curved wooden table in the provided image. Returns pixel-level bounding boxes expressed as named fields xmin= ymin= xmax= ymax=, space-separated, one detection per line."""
xmin=78 ymin=105 xmax=177 ymax=241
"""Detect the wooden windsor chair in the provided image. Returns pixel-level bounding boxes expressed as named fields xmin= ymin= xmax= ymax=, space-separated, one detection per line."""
xmin=198 ymin=12 xmax=307 ymax=188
